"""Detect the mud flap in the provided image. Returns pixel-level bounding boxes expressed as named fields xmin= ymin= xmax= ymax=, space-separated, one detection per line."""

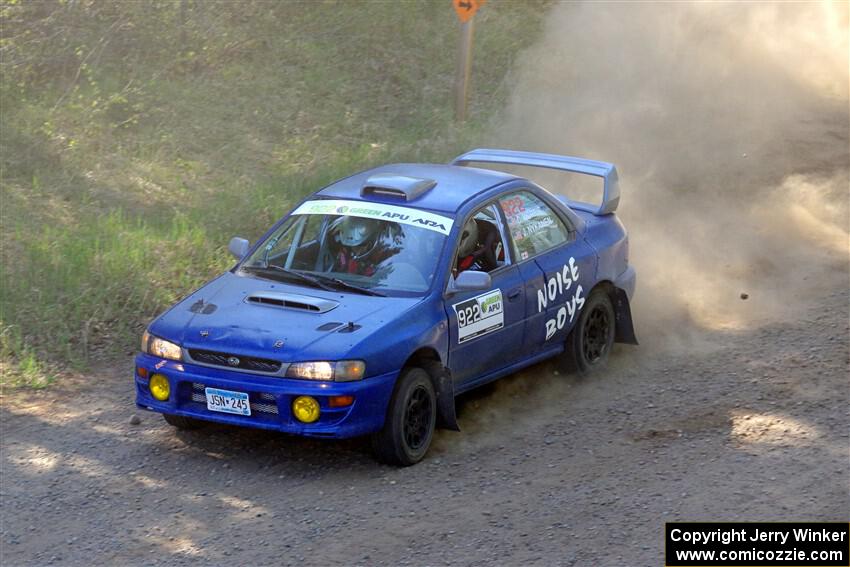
xmin=428 ymin=363 xmax=459 ymax=431
xmin=613 ymin=287 xmax=639 ymax=345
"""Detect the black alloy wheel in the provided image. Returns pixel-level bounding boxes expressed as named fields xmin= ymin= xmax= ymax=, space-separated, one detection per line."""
xmin=403 ymin=384 xmax=433 ymax=451
xmin=371 ymin=367 xmax=436 ymax=466
xmin=563 ymin=288 xmax=616 ymax=374
xmin=582 ymin=302 xmax=612 ymax=363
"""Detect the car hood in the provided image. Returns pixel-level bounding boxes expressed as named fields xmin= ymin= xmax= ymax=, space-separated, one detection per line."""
xmin=149 ymin=271 xmax=423 ymax=362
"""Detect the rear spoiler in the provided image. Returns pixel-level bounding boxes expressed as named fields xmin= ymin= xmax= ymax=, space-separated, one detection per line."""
xmin=451 ymin=148 xmax=620 ymax=215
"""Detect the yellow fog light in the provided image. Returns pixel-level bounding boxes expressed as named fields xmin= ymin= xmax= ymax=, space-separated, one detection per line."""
xmin=292 ymin=396 xmax=320 ymax=423
xmin=149 ymin=373 xmax=170 ymax=401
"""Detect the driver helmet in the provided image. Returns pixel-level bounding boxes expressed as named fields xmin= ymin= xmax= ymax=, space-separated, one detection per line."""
xmin=458 ymin=218 xmax=479 ymax=257
xmin=337 ymin=216 xmax=380 ymax=259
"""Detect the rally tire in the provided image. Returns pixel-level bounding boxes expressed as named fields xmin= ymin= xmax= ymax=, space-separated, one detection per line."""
xmin=371 ymin=367 xmax=436 ymax=466
xmin=563 ymin=288 xmax=616 ymax=375
xmin=163 ymin=413 xmax=205 ymax=430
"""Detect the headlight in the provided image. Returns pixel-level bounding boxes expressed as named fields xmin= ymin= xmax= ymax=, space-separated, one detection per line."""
xmin=141 ymin=330 xmax=182 ymax=361
xmin=285 ymin=360 xmax=365 ymax=382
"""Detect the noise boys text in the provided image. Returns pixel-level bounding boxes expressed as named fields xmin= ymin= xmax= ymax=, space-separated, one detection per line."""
xmin=537 ymin=257 xmax=585 ymax=341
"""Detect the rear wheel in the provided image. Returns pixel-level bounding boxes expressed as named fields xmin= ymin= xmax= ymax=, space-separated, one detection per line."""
xmin=563 ymin=288 xmax=616 ymax=374
xmin=371 ymin=367 xmax=436 ymax=466
xmin=163 ymin=413 xmax=205 ymax=430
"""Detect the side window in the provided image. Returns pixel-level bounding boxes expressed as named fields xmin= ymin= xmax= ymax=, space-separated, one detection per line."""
xmin=498 ymin=191 xmax=570 ymax=261
xmin=454 ymin=203 xmax=511 ymax=275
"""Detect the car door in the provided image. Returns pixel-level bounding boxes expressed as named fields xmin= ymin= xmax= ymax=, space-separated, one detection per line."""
xmin=497 ymin=190 xmax=598 ymax=353
xmin=445 ymin=203 xmax=526 ymax=386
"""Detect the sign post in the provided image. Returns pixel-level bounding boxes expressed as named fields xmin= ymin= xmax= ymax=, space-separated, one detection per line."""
xmin=452 ymin=0 xmax=484 ymax=122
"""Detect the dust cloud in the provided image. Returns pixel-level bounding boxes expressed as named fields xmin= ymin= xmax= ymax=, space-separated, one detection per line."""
xmin=487 ymin=1 xmax=849 ymax=346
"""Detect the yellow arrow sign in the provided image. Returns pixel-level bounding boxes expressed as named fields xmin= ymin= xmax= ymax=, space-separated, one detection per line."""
xmin=453 ymin=0 xmax=485 ymax=23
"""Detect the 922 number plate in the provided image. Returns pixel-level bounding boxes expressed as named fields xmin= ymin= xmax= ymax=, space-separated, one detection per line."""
xmin=205 ymin=387 xmax=251 ymax=416
xmin=453 ymin=289 xmax=504 ymax=344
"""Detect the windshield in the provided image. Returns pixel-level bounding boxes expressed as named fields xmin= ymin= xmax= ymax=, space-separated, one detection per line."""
xmin=239 ymin=199 xmax=454 ymax=295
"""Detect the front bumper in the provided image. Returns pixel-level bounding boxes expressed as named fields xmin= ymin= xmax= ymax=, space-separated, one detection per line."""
xmin=134 ymin=353 xmax=397 ymax=439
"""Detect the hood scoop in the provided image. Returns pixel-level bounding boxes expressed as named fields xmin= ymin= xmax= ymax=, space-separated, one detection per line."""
xmin=245 ymin=291 xmax=339 ymax=314
xmin=315 ymin=321 xmax=362 ymax=333
xmin=361 ymin=173 xmax=436 ymax=201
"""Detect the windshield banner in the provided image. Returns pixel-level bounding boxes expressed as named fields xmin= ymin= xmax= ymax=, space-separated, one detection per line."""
xmin=292 ymin=199 xmax=454 ymax=235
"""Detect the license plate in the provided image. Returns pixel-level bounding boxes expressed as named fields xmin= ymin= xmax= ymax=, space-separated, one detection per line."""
xmin=205 ymin=387 xmax=251 ymax=416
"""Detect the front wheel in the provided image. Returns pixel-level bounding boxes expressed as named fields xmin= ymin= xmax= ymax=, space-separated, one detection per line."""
xmin=563 ymin=288 xmax=616 ymax=374
xmin=371 ymin=367 xmax=436 ymax=466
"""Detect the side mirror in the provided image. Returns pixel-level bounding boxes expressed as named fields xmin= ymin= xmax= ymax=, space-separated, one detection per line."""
xmin=449 ymin=270 xmax=492 ymax=294
xmin=228 ymin=237 xmax=250 ymax=260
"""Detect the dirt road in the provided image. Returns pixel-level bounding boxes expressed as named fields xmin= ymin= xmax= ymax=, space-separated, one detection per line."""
xmin=2 ymin=279 xmax=847 ymax=566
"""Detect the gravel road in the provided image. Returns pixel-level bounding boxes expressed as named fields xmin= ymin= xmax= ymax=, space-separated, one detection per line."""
xmin=2 ymin=282 xmax=847 ymax=566
xmin=3 ymin=4 xmax=848 ymax=566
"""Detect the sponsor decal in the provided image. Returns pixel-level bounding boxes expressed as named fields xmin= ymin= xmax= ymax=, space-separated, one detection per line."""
xmin=453 ymin=289 xmax=504 ymax=344
xmin=499 ymin=195 xmax=526 ymax=218
xmin=520 ymin=216 xmax=555 ymax=238
xmin=292 ymin=199 xmax=454 ymax=235
xmin=537 ymin=257 xmax=585 ymax=341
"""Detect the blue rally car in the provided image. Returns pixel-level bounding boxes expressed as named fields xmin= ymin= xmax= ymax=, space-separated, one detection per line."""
xmin=135 ymin=149 xmax=637 ymax=465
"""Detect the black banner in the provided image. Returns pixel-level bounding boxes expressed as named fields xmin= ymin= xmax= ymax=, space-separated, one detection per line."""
xmin=665 ymin=522 xmax=849 ymax=566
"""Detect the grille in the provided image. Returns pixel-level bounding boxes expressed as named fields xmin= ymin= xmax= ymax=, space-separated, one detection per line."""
xmin=188 ymin=349 xmax=281 ymax=373
xmin=190 ymin=383 xmax=279 ymax=415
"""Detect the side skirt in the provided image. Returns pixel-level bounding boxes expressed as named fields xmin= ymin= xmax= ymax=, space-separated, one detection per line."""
xmin=453 ymin=345 xmax=564 ymax=396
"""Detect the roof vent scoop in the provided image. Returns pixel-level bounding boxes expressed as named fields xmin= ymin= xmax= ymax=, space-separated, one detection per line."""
xmin=246 ymin=291 xmax=339 ymax=314
xmin=361 ymin=173 xmax=436 ymax=201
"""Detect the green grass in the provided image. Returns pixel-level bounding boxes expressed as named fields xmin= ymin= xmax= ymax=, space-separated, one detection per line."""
xmin=0 ymin=0 xmax=550 ymax=388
